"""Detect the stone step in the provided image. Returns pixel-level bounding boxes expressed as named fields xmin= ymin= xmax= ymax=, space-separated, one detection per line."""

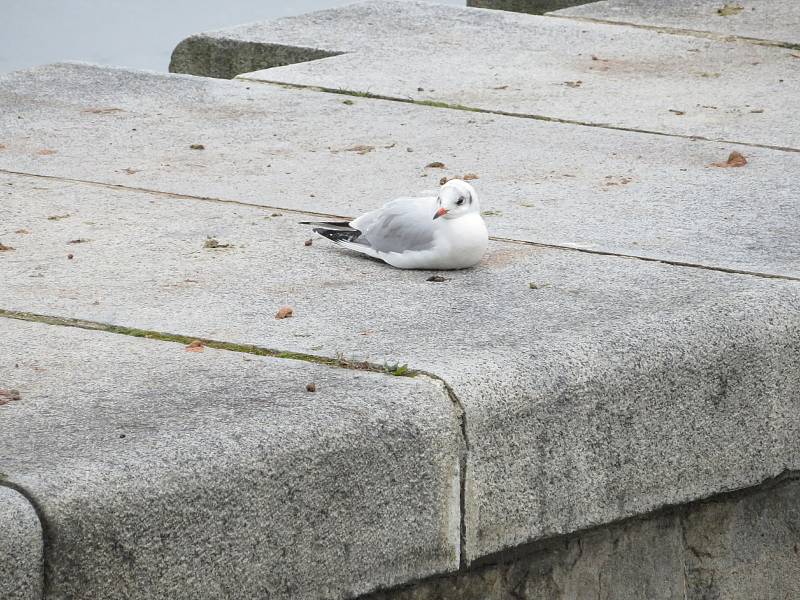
xmin=366 ymin=474 xmax=800 ymax=599
xmin=552 ymin=0 xmax=800 ymax=47
xmin=2 ymin=63 xmax=798 ymax=278
xmin=0 ymin=317 xmax=461 ymax=599
xmin=4 ymin=171 xmax=800 ymax=563
xmin=167 ymin=1 xmax=800 ymax=148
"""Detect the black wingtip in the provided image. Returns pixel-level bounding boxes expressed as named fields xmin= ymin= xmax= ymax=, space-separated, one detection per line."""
xmin=313 ymin=227 xmax=363 ymax=243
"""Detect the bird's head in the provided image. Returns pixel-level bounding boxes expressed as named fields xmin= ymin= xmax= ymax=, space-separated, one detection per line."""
xmin=433 ymin=179 xmax=480 ymax=220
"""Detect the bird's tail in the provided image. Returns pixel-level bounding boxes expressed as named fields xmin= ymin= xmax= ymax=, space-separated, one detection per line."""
xmin=299 ymin=220 xmax=363 ymax=243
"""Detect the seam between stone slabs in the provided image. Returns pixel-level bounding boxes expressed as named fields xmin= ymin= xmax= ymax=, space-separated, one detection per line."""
xmin=0 ymin=480 xmax=47 ymax=599
xmin=493 ymin=236 xmax=800 ymax=283
xmin=0 ymin=309 xmax=413 ymax=377
xmin=236 ymin=78 xmax=800 ymax=155
xmin=414 ymin=371 xmax=470 ymax=570
xmin=3 ymin=168 xmax=800 ymax=284
xmin=545 ymin=13 xmax=800 ymax=52
xmin=0 ymin=168 xmax=348 ymax=221
xmin=0 ymin=307 xmax=471 ymax=576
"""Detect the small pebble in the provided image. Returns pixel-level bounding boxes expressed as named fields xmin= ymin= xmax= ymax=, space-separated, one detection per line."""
xmin=306 ymin=383 xmax=317 ymax=392
xmin=304 ymin=239 xmax=313 ymax=247
xmin=67 ymin=253 xmax=74 ymax=260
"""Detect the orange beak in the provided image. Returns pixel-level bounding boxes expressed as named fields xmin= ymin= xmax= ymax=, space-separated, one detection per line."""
xmin=433 ymin=207 xmax=447 ymax=220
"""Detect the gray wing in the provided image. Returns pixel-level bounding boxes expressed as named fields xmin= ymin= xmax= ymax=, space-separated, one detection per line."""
xmin=351 ymin=196 xmax=437 ymax=254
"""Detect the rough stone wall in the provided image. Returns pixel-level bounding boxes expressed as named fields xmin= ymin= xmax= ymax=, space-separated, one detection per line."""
xmin=365 ymin=474 xmax=800 ymax=600
xmin=169 ymin=37 xmax=339 ymax=79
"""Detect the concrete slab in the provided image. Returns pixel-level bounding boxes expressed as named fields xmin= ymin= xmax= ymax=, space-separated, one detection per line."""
xmin=552 ymin=0 xmax=800 ymax=47
xmin=0 ymin=317 xmax=462 ymax=599
xmin=172 ymin=1 xmax=799 ymax=148
xmin=4 ymin=173 xmax=800 ymax=562
xmin=2 ymin=63 xmax=799 ymax=278
xmin=0 ymin=486 xmax=43 ymax=600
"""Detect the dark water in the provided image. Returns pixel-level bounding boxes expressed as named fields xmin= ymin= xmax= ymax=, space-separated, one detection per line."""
xmin=0 ymin=0 xmax=464 ymax=74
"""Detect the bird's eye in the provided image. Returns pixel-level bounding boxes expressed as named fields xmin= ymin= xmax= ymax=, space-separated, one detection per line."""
xmin=456 ymin=197 xmax=465 ymax=206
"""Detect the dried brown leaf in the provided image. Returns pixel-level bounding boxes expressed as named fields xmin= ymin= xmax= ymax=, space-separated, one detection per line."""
xmin=711 ymin=151 xmax=747 ymax=168
xmin=463 ymin=173 xmax=479 ymax=181
xmin=275 ymin=306 xmax=294 ymax=319
xmin=0 ymin=389 xmax=21 ymax=405
xmin=426 ymin=161 xmax=446 ymax=169
xmin=37 ymin=148 xmax=57 ymax=156
xmin=0 ymin=242 xmax=15 ymax=252
xmin=185 ymin=340 xmax=205 ymax=352
xmin=190 ymin=144 xmax=205 ymax=150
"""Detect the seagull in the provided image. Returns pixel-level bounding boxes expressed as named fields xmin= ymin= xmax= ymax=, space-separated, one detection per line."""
xmin=301 ymin=179 xmax=488 ymax=269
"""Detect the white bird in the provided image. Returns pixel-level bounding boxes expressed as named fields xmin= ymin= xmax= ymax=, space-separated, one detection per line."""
xmin=302 ymin=179 xmax=488 ymax=270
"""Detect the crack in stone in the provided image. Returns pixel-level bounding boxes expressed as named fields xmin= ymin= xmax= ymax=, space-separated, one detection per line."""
xmin=493 ymin=236 xmax=800 ymax=283
xmin=0 ymin=168 xmax=349 ymax=221
xmin=546 ymin=13 xmax=800 ymax=52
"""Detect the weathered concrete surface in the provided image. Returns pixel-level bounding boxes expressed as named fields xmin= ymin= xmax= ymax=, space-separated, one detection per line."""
xmin=0 ymin=317 xmax=462 ymax=599
xmin=467 ymin=0 xmax=591 ymax=14
xmin=553 ymin=0 xmax=800 ymax=47
xmin=0 ymin=486 xmax=43 ymax=600
xmin=365 ymin=474 xmax=800 ymax=600
xmin=2 ymin=63 xmax=799 ymax=277
xmin=4 ymin=173 xmax=800 ymax=562
xmin=169 ymin=1 xmax=799 ymax=148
